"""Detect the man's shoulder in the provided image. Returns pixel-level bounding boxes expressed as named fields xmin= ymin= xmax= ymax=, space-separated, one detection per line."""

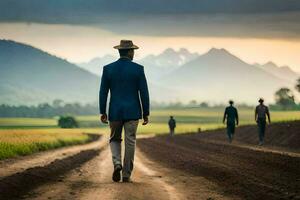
xmin=104 ymin=60 xmax=119 ymax=68
xmin=257 ymin=104 xmax=268 ymax=109
xmin=226 ymin=106 xmax=235 ymax=110
xmin=105 ymin=60 xmax=143 ymax=68
xmin=130 ymin=60 xmax=144 ymax=69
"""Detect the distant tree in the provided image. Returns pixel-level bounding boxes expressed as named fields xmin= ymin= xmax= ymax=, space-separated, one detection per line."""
xmin=274 ymin=88 xmax=296 ymax=109
xmin=58 ymin=116 xmax=79 ymax=128
xmin=52 ymin=99 xmax=64 ymax=108
xmin=199 ymin=102 xmax=209 ymax=108
xmin=188 ymin=100 xmax=198 ymax=107
xmin=296 ymin=78 xmax=300 ymax=93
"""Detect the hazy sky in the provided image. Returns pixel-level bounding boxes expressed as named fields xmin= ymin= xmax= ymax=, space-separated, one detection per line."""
xmin=0 ymin=0 xmax=300 ymax=71
xmin=1 ymin=22 xmax=300 ymax=72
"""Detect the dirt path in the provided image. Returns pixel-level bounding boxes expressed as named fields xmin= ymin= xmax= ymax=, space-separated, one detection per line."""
xmin=138 ymin=134 xmax=300 ymax=200
xmin=2 ymin=140 xmax=236 ymax=200
xmin=22 ymin=146 xmax=181 ymax=200
xmin=3 ymin=121 xmax=299 ymax=200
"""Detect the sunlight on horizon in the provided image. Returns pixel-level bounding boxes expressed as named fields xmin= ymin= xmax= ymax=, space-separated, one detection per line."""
xmin=1 ymin=22 xmax=300 ymax=71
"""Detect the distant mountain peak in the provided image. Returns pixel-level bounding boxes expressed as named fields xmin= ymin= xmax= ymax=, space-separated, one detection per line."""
xmin=264 ymin=61 xmax=277 ymax=67
xmin=207 ymin=47 xmax=229 ymax=55
xmin=178 ymin=48 xmax=190 ymax=54
xmin=162 ymin=48 xmax=177 ymax=55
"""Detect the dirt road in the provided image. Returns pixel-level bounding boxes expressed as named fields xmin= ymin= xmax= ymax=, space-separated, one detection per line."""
xmin=0 ymin=121 xmax=299 ymax=200
xmin=0 ymin=136 xmax=238 ymax=200
xmin=138 ymin=121 xmax=300 ymax=200
xmin=17 ymin=146 xmax=234 ymax=200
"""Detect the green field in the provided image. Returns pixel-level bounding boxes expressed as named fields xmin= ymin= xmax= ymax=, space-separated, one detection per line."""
xmin=1 ymin=108 xmax=299 ymax=134
xmin=0 ymin=108 xmax=299 ymax=160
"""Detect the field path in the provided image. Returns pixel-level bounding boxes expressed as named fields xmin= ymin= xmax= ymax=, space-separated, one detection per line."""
xmin=21 ymin=146 xmax=182 ymax=200
xmin=1 ymin=135 xmax=235 ymax=200
xmin=2 ymin=121 xmax=299 ymax=200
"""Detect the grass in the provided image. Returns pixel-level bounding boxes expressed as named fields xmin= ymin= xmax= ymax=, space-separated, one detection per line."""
xmin=77 ymin=108 xmax=300 ymax=134
xmin=0 ymin=108 xmax=299 ymax=160
xmin=0 ymin=129 xmax=100 ymax=160
xmin=1 ymin=108 xmax=299 ymax=134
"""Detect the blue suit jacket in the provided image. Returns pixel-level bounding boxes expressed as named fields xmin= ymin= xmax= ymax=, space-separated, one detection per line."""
xmin=99 ymin=58 xmax=150 ymax=121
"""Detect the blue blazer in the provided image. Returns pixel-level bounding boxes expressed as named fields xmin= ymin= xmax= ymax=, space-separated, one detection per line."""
xmin=99 ymin=58 xmax=150 ymax=121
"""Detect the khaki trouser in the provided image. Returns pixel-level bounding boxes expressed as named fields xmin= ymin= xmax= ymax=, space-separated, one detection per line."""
xmin=109 ymin=120 xmax=139 ymax=178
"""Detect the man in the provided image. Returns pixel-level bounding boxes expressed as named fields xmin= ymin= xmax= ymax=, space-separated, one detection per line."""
xmin=168 ymin=116 xmax=176 ymax=136
xmin=99 ymin=40 xmax=150 ymax=183
xmin=255 ymin=98 xmax=271 ymax=145
xmin=223 ymin=100 xmax=239 ymax=143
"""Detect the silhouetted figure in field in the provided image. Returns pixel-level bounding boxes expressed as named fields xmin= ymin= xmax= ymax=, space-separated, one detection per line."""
xmin=168 ymin=116 xmax=176 ymax=136
xmin=255 ymin=98 xmax=271 ymax=146
xmin=223 ymin=100 xmax=239 ymax=143
xmin=99 ymin=40 xmax=150 ymax=183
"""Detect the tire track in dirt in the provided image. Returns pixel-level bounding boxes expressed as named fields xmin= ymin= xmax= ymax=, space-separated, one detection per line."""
xmin=138 ymin=132 xmax=300 ymax=200
xmin=26 ymin=146 xmax=183 ymax=200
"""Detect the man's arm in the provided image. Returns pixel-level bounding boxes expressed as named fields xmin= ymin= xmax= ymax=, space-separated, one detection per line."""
xmin=139 ymin=67 xmax=150 ymax=125
xmin=255 ymin=107 xmax=258 ymax=122
xmin=235 ymin=109 xmax=239 ymax=125
xmin=266 ymin=107 xmax=271 ymax=123
xmin=223 ymin=108 xmax=227 ymax=124
xmin=99 ymin=67 xmax=109 ymax=123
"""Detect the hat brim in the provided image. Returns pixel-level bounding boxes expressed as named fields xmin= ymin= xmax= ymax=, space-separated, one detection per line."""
xmin=113 ymin=45 xmax=139 ymax=50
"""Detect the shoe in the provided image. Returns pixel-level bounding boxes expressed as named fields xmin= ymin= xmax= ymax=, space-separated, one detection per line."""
xmin=112 ymin=164 xmax=122 ymax=182
xmin=122 ymin=177 xmax=131 ymax=183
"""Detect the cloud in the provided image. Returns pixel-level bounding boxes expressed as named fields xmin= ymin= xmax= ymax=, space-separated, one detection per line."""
xmin=0 ymin=0 xmax=300 ymax=39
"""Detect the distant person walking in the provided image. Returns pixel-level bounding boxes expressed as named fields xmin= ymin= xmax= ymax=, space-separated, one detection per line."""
xmin=255 ymin=98 xmax=271 ymax=145
xmin=99 ymin=40 xmax=150 ymax=183
xmin=168 ymin=116 xmax=176 ymax=136
xmin=223 ymin=100 xmax=239 ymax=143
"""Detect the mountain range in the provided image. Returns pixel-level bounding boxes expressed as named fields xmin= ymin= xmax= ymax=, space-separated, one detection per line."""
xmin=161 ymin=48 xmax=298 ymax=103
xmin=0 ymin=40 xmax=299 ymax=105
xmin=0 ymin=40 xmax=100 ymax=105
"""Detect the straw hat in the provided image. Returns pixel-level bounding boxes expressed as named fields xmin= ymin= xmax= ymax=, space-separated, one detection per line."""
xmin=114 ymin=40 xmax=139 ymax=50
xmin=258 ymin=98 xmax=264 ymax=103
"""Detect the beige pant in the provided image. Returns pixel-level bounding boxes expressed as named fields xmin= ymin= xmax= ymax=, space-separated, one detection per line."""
xmin=109 ymin=120 xmax=139 ymax=178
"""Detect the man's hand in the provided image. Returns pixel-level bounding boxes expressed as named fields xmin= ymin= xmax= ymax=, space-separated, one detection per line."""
xmin=142 ymin=116 xmax=149 ymax=125
xmin=100 ymin=114 xmax=108 ymax=124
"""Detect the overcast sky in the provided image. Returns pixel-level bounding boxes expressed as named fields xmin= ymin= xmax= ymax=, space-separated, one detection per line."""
xmin=0 ymin=0 xmax=299 ymax=71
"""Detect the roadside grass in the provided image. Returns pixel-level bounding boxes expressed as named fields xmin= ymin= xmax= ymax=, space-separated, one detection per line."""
xmin=77 ymin=108 xmax=300 ymax=134
xmin=0 ymin=108 xmax=299 ymax=159
xmin=0 ymin=108 xmax=299 ymax=133
xmin=0 ymin=129 xmax=101 ymax=160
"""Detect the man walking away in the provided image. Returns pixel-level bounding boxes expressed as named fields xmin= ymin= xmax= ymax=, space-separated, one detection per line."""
xmin=223 ymin=100 xmax=239 ymax=143
xmin=168 ymin=116 xmax=176 ymax=136
xmin=255 ymin=98 xmax=271 ymax=146
xmin=99 ymin=40 xmax=150 ymax=183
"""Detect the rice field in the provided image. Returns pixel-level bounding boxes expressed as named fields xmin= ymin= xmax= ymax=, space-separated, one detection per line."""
xmin=77 ymin=108 xmax=300 ymax=134
xmin=1 ymin=108 xmax=299 ymax=133
xmin=0 ymin=129 xmax=100 ymax=160
xmin=0 ymin=108 xmax=299 ymax=160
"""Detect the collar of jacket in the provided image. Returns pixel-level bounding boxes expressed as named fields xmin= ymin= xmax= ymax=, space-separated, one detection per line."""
xmin=119 ymin=57 xmax=132 ymax=61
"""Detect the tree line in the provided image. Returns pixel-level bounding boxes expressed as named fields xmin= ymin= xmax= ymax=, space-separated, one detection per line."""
xmin=0 ymin=100 xmax=98 ymax=118
xmin=0 ymin=78 xmax=299 ymax=118
xmin=271 ymin=78 xmax=300 ymax=110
